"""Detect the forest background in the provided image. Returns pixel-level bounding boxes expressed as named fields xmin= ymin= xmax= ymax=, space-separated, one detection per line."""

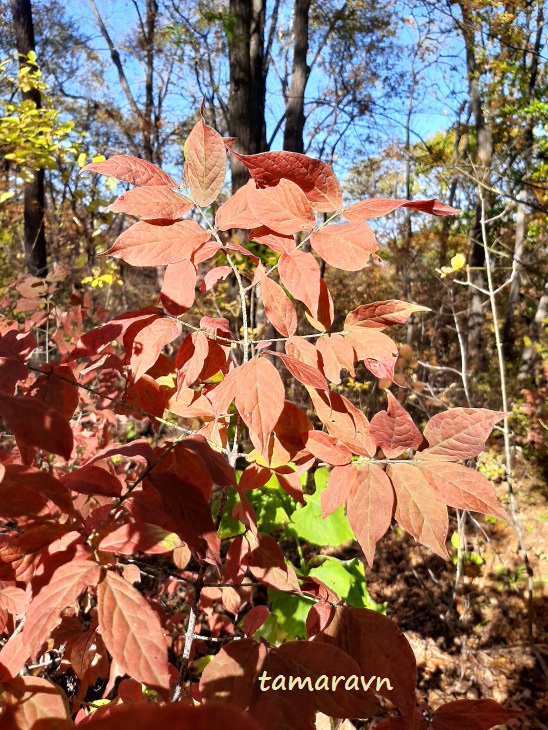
xmin=0 ymin=0 xmax=547 ymax=726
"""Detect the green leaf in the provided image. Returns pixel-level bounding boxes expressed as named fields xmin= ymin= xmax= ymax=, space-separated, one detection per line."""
xmin=246 ymin=473 xmax=295 ymax=533
xmin=284 ymin=467 xmax=354 ymax=547
xmin=255 ymin=590 xmax=312 ymax=643
xmin=309 ymin=556 xmax=386 ymax=612
xmin=213 ymin=487 xmax=244 ymax=539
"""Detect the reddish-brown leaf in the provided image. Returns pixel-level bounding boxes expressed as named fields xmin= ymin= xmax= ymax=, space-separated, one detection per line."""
xmin=107 ymin=186 xmax=192 ymax=220
xmin=344 ymin=327 xmax=398 ymax=381
xmin=305 ymin=430 xmax=352 ymax=466
xmin=247 ymin=178 xmax=315 ymax=235
xmin=347 ymin=464 xmax=394 ymax=567
xmin=81 ymin=155 xmax=178 ymax=187
xmin=70 ymin=308 xmax=161 ymax=359
xmin=315 ymin=604 xmax=417 ymax=721
xmin=316 ymin=334 xmax=355 ymax=385
xmin=84 ymin=439 xmax=154 ymax=467
xmin=417 ymin=460 xmax=510 ymax=520
xmin=254 ymin=264 xmax=297 ymax=337
xmin=239 ymin=463 xmax=272 ymax=491
xmin=105 ymin=220 xmax=211 ymax=267
xmin=175 ymin=331 xmax=209 ymax=390
xmin=369 ymin=391 xmax=423 ymax=458
xmin=78 ymin=701 xmax=263 ymax=730
xmin=30 ymin=364 xmax=79 ymax=422
xmin=419 ymin=408 xmax=506 ymax=460
xmin=0 ymin=465 xmax=75 ymax=518
xmin=278 ymin=249 xmax=321 ymax=318
xmin=266 ymin=350 xmax=328 ymax=391
xmin=388 ymin=462 xmax=449 ymax=559
xmin=0 ymin=392 xmax=73 ymax=461
xmin=233 ymin=358 xmax=285 ymax=454
xmin=228 ymin=149 xmax=342 ymax=212
xmin=200 ymin=637 xmax=265 ymax=709
xmin=126 ymin=316 xmax=181 ymax=382
xmin=310 ymin=221 xmax=378 ymax=271
xmin=344 ymin=300 xmax=430 ymax=330
xmin=61 ymin=465 xmax=122 ymax=498
xmin=430 ymin=698 xmax=522 ymax=730
xmin=1 ymin=676 xmax=70 ymax=728
xmin=215 ymin=180 xmax=261 ymax=230
xmin=242 ymin=605 xmax=269 ymax=636
xmin=160 ymin=259 xmax=196 ymax=316
xmin=184 ymin=115 xmax=227 ymax=206
xmin=343 ymin=197 xmax=460 ymax=221
xmin=98 ymin=523 xmax=182 ymax=555
xmin=21 ymin=559 xmax=101 ymax=668
xmin=97 ymin=570 xmax=170 ymax=692
xmin=244 ymin=533 xmax=301 ymax=593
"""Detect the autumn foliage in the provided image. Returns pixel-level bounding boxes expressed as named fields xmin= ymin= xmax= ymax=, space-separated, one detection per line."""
xmin=0 ymin=108 xmax=521 ymax=729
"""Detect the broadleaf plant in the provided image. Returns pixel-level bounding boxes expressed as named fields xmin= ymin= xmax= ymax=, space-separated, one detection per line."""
xmin=0 ymin=107 xmax=518 ymax=730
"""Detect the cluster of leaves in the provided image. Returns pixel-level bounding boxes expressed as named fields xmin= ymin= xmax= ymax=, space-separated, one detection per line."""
xmin=0 ymin=52 xmax=78 ymax=185
xmin=0 ymin=108 xmax=521 ymax=729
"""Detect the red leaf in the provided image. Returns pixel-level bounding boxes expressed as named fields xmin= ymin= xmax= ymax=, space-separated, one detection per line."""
xmin=315 ymin=605 xmax=417 ymax=721
xmin=98 ymin=523 xmax=182 ymax=555
xmin=126 ymin=316 xmax=181 ymax=382
xmin=1 ymin=676 xmax=70 ymax=728
xmin=105 ymin=220 xmax=211 ymax=267
xmin=430 ymin=698 xmax=522 ymax=730
xmin=200 ymin=637 xmax=265 ymax=709
xmin=417 ymin=460 xmax=510 ymax=520
xmin=147 ymin=472 xmax=220 ymax=566
xmin=266 ymin=350 xmax=328 ymax=391
xmin=239 ymin=464 xmax=272 ymax=491
xmin=175 ymin=331 xmax=209 ymax=390
xmin=81 ymin=154 xmax=178 ymax=187
xmin=250 ymin=226 xmax=296 ymax=253
xmin=0 ymin=392 xmax=73 ymax=461
xmin=347 ymin=464 xmax=394 ymax=567
xmin=184 ymin=115 xmax=227 ymax=206
xmin=369 ymin=391 xmax=423 ymax=458
xmin=310 ymin=221 xmax=378 ymax=271
xmin=30 ymin=364 xmax=79 ymax=422
xmin=254 ymin=265 xmax=297 ymax=338
xmin=242 ymin=605 xmax=269 ymax=636
xmin=420 ymin=408 xmax=506 ymax=460
xmin=344 ymin=327 xmax=398 ymax=381
xmin=345 ymin=299 xmax=430 ymax=330
xmin=321 ymin=464 xmax=356 ymax=516
xmin=84 ymin=439 xmax=155 ymax=467
xmin=316 ymin=334 xmax=355 ymax=384
xmin=228 ymin=149 xmax=342 ymax=212
xmin=71 ymin=308 xmax=161 ymax=359
xmin=278 ymin=249 xmax=321 ymax=319
xmin=107 ymin=186 xmax=192 ymax=220
xmin=344 ymin=196 xmax=460 ymax=221
xmin=233 ymin=358 xmax=285 ymax=454
xmin=243 ymin=533 xmax=301 ymax=593
xmin=97 ymin=570 xmax=170 ymax=692
xmin=215 ymin=180 xmax=261 ymax=230
xmin=20 ymin=559 xmax=101 ymax=669
xmin=160 ymin=259 xmax=196 ymax=316
xmin=0 ymin=464 xmax=75 ymax=518
xmin=305 ymin=430 xmax=352 ymax=465
xmin=61 ymin=465 xmax=122 ymax=497
xmin=201 ymin=265 xmax=232 ymax=292
xmin=247 ymin=179 xmax=315 ymax=235
xmin=388 ymin=462 xmax=449 ymax=559
xmin=0 ymin=329 xmax=37 ymax=362
xmin=77 ymin=701 xmax=263 ymax=730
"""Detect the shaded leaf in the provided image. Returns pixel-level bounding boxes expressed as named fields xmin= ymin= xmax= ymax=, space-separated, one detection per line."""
xmin=344 ymin=300 xmax=430 ymax=330
xmin=1 ymin=676 xmax=70 ymax=729
xmin=234 ymin=358 xmax=285 ymax=454
xmin=344 ymin=327 xmax=398 ymax=381
xmin=98 ymin=523 xmax=182 ymax=555
xmin=369 ymin=391 xmax=423 ymax=458
xmin=343 ymin=197 xmax=460 ymax=221
xmin=305 ymin=431 xmax=352 ymax=466
xmin=126 ymin=317 xmax=181 ymax=383
xmin=160 ymin=259 xmax=197 ymax=316
xmin=61 ymin=465 xmax=122 ymax=497
xmin=243 ymin=606 xmax=270 ymax=636
xmin=278 ymin=250 xmax=321 ymax=319
xmin=430 ymin=698 xmax=522 ymax=730
xmin=266 ymin=350 xmax=328 ymax=391
xmin=254 ymin=265 xmax=297 ymax=338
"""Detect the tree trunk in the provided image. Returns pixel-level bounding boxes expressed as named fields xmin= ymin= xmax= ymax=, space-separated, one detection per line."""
xmin=518 ymin=281 xmax=548 ymax=384
xmin=11 ymin=0 xmax=47 ymax=277
xmin=144 ymin=0 xmax=159 ymax=164
xmin=457 ymin=1 xmax=493 ymax=371
xmin=228 ymin=0 xmax=267 ymax=193
xmin=283 ymin=0 xmax=311 ymax=154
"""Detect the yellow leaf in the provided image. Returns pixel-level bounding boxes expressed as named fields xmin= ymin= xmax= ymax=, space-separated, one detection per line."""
xmin=450 ymin=253 xmax=466 ymax=270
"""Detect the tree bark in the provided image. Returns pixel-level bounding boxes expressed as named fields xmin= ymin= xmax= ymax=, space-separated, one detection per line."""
xmin=283 ymin=0 xmax=311 ymax=154
xmin=11 ymin=0 xmax=47 ymax=277
xmin=228 ymin=0 xmax=267 ymax=193
xmin=143 ymin=0 xmax=159 ymax=163
xmin=518 ymin=281 xmax=548 ymax=384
